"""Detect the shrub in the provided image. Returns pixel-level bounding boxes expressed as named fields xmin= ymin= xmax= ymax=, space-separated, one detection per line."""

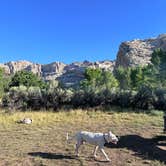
xmin=154 ymin=88 xmax=166 ymax=110
xmin=116 ymin=90 xmax=135 ymax=108
xmin=2 ymin=85 xmax=28 ymax=110
xmin=45 ymin=86 xmax=73 ymax=110
xmin=71 ymin=89 xmax=102 ymax=108
xmin=132 ymin=86 xmax=155 ymax=110
xmin=27 ymin=86 xmax=42 ymax=110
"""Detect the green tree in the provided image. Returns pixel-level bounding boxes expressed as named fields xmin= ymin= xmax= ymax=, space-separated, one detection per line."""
xmin=9 ymin=71 xmax=47 ymax=89
xmin=130 ymin=67 xmax=143 ymax=89
xmin=114 ymin=66 xmax=131 ymax=90
xmin=81 ymin=68 xmax=118 ymax=91
xmin=81 ymin=68 xmax=102 ymax=91
xmin=151 ymin=49 xmax=166 ymax=87
xmin=100 ymin=71 xmax=119 ymax=90
xmin=129 ymin=66 xmax=153 ymax=89
xmin=0 ymin=68 xmax=4 ymax=97
xmin=141 ymin=65 xmax=156 ymax=88
xmin=0 ymin=68 xmax=10 ymax=97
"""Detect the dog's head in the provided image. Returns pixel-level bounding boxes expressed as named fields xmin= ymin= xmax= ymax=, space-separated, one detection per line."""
xmin=107 ymin=131 xmax=119 ymax=144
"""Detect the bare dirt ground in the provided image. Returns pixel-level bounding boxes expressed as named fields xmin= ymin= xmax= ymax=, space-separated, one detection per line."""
xmin=0 ymin=110 xmax=165 ymax=166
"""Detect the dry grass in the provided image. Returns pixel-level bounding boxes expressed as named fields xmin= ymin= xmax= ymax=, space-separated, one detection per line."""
xmin=0 ymin=109 xmax=165 ymax=166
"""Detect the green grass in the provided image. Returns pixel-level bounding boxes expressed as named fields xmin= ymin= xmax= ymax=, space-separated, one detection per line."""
xmin=0 ymin=109 xmax=165 ymax=166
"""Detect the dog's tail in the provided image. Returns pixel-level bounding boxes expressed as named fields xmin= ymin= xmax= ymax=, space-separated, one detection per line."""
xmin=66 ymin=133 xmax=75 ymax=143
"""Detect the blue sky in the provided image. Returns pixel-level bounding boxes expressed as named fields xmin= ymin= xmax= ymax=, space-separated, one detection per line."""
xmin=0 ymin=0 xmax=166 ymax=64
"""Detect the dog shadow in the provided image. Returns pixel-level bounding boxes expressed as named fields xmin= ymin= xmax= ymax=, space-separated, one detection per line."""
xmin=28 ymin=152 xmax=76 ymax=160
xmin=28 ymin=152 xmax=110 ymax=164
xmin=105 ymin=134 xmax=166 ymax=164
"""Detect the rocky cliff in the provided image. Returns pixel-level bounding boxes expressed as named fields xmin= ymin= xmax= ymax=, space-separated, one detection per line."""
xmin=0 ymin=60 xmax=115 ymax=87
xmin=0 ymin=33 xmax=166 ymax=86
xmin=115 ymin=34 xmax=166 ymax=68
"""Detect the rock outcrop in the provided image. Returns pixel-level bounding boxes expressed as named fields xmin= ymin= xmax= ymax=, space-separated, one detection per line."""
xmin=6 ymin=61 xmax=33 ymax=74
xmin=1 ymin=60 xmax=42 ymax=76
xmin=42 ymin=62 xmax=66 ymax=80
xmin=0 ymin=33 xmax=166 ymax=86
xmin=25 ymin=63 xmax=42 ymax=77
xmin=115 ymin=34 xmax=166 ymax=68
xmin=0 ymin=60 xmax=115 ymax=87
xmin=0 ymin=64 xmax=10 ymax=74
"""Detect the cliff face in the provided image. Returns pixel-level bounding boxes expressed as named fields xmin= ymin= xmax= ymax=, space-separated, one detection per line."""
xmin=0 ymin=33 xmax=166 ymax=86
xmin=115 ymin=34 xmax=166 ymax=68
xmin=42 ymin=62 xmax=66 ymax=80
xmin=0 ymin=60 xmax=115 ymax=87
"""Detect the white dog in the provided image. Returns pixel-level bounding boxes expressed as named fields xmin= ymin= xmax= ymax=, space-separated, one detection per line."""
xmin=66 ymin=131 xmax=118 ymax=161
xmin=18 ymin=118 xmax=32 ymax=124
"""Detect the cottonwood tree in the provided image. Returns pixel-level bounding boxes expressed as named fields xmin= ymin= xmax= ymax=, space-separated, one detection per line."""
xmin=114 ymin=66 xmax=131 ymax=90
xmin=9 ymin=70 xmax=47 ymax=89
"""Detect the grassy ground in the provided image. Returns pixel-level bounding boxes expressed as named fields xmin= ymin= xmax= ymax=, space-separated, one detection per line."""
xmin=0 ymin=108 xmax=165 ymax=166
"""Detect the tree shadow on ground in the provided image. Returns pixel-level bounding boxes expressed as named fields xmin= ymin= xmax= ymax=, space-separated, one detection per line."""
xmin=105 ymin=134 xmax=166 ymax=164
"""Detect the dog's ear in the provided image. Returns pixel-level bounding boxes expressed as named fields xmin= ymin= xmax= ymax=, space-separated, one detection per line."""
xmin=108 ymin=131 xmax=112 ymax=136
xmin=116 ymin=135 xmax=120 ymax=140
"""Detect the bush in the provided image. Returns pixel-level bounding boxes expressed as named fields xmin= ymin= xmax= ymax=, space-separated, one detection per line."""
xmin=132 ymin=86 xmax=155 ymax=110
xmin=154 ymin=88 xmax=166 ymax=110
xmin=115 ymin=90 xmax=135 ymax=108
xmin=2 ymin=85 xmax=28 ymax=110
xmin=45 ymin=85 xmax=73 ymax=110
xmin=97 ymin=88 xmax=118 ymax=106
xmin=27 ymin=86 xmax=42 ymax=110
xmin=71 ymin=89 xmax=102 ymax=108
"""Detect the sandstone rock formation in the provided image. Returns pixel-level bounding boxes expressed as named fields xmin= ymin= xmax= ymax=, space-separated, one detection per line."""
xmin=0 ymin=33 xmax=166 ymax=86
xmin=25 ymin=63 xmax=42 ymax=77
xmin=55 ymin=60 xmax=115 ymax=87
xmin=6 ymin=60 xmax=33 ymax=74
xmin=1 ymin=60 xmax=42 ymax=77
xmin=42 ymin=62 xmax=66 ymax=80
xmin=115 ymin=34 xmax=166 ymax=68
xmin=0 ymin=60 xmax=115 ymax=87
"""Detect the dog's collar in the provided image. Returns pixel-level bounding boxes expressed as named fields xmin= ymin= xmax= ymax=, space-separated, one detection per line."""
xmin=103 ymin=134 xmax=109 ymax=143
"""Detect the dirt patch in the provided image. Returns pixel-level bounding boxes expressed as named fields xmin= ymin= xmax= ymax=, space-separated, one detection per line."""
xmin=0 ymin=110 xmax=165 ymax=166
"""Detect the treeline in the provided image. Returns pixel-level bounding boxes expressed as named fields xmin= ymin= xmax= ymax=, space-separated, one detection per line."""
xmin=1 ymin=49 xmax=166 ymax=111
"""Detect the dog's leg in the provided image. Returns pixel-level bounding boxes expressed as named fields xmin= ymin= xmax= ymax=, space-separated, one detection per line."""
xmin=93 ymin=146 xmax=98 ymax=158
xmin=75 ymin=141 xmax=81 ymax=157
xmin=100 ymin=148 xmax=110 ymax=162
